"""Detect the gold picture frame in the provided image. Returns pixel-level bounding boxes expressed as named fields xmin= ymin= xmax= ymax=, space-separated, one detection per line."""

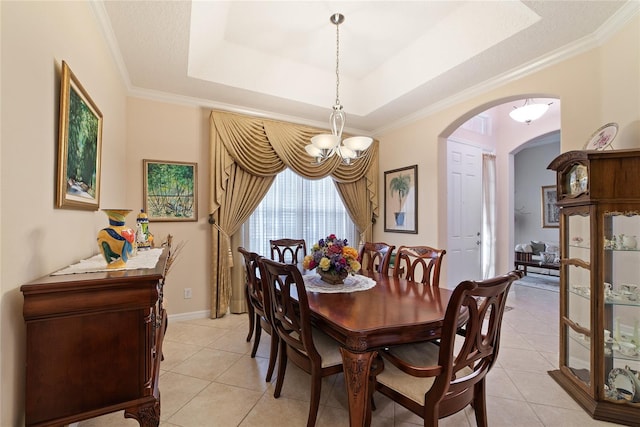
xmin=56 ymin=61 xmax=103 ymax=210
xmin=143 ymin=159 xmax=198 ymax=222
xmin=542 ymin=185 xmax=559 ymax=228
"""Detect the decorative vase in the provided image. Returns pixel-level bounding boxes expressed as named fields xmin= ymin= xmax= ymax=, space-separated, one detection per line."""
xmin=135 ymin=209 xmax=154 ymax=250
xmin=318 ymin=269 xmax=348 ymax=285
xmin=97 ymin=209 xmax=135 ymax=269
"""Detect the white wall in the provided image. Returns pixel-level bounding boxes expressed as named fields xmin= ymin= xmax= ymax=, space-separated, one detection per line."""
xmin=1 ymin=2 xmax=127 ymax=425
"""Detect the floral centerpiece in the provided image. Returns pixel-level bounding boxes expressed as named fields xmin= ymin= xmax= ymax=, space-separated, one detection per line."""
xmin=303 ymin=234 xmax=361 ymax=284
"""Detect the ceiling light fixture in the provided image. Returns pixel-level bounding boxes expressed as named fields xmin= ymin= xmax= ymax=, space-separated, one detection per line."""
xmin=509 ymin=98 xmax=552 ymax=124
xmin=305 ymin=13 xmax=372 ymax=165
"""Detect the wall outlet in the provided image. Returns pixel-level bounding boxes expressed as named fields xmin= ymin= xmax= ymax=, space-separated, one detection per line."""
xmin=183 ymin=288 xmax=192 ymax=299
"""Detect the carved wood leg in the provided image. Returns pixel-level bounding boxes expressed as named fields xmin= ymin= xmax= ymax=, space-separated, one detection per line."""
xmin=124 ymin=399 xmax=160 ymax=427
xmin=340 ymin=347 xmax=377 ymax=427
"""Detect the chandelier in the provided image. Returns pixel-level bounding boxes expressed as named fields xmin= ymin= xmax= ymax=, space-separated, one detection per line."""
xmin=305 ymin=13 xmax=373 ymax=165
xmin=509 ymin=98 xmax=552 ymax=124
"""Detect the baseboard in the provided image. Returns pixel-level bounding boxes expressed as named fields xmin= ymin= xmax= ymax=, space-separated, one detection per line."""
xmin=167 ymin=310 xmax=211 ymax=322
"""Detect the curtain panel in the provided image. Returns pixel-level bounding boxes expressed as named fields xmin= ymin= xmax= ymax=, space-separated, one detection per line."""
xmin=209 ymin=110 xmax=379 ymax=318
xmin=482 ymin=153 xmax=496 ymax=279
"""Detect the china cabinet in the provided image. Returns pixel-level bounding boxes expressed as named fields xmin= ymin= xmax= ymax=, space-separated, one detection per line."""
xmin=548 ymin=149 xmax=640 ymax=425
xmin=21 ymin=247 xmax=169 ymax=426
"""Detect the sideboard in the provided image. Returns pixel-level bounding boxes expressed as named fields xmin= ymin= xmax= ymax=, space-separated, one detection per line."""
xmin=20 ymin=247 xmax=168 ymax=427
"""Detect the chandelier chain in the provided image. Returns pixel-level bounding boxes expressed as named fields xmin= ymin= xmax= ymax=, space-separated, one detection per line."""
xmin=335 ymin=20 xmax=340 ymax=107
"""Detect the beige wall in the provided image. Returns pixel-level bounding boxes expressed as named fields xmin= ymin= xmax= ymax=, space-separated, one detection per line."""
xmin=375 ymin=13 xmax=640 ymax=285
xmin=1 ymin=2 xmax=127 ymax=425
xmin=125 ymin=98 xmax=211 ymax=316
xmin=1 ymin=2 xmax=638 ymax=425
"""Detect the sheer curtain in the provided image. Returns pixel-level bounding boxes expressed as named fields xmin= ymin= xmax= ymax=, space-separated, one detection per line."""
xmin=482 ymin=153 xmax=496 ymax=279
xmin=246 ymin=168 xmax=357 ymax=256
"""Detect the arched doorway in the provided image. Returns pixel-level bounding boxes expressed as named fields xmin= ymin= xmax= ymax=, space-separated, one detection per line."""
xmin=439 ymin=97 xmax=560 ymax=288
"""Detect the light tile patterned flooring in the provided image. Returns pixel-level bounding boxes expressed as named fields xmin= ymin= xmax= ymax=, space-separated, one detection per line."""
xmin=78 ymin=283 xmax=622 ymax=426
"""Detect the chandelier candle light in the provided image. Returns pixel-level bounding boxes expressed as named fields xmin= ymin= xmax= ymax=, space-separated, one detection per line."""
xmin=305 ymin=13 xmax=373 ymax=165
xmin=303 ymin=234 xmax=361 ymax=285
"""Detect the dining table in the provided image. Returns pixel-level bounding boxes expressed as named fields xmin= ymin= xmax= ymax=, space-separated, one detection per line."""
xmin=303 ymin=270 xmax=455 ymax=427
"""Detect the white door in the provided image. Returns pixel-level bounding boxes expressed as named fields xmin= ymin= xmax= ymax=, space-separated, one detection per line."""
xmin=447 ymin=139 xmax=483 ymax=287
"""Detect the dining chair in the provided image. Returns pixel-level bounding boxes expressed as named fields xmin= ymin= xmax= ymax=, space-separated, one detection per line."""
xmin=269 ymin=238 xmax=307 ymax=269
xmin=359 ymin=242 xmax=395 ymax=275
xmin=392 ymin=245 xmax=446 ymax=287
xmin=238 ymin=247 xmax=278 ymax=382
xmin=374 ymin=270 xmax=523 ymax=427
xmin=257 ymin=257 xmax=343 ymax=427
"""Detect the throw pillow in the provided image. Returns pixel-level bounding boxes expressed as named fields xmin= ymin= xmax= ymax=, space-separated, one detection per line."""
xmin=546 ymin=243 xmax=559 ymax=253
xmin=530 ymin=241 xmax=546 ymax=255
xmin=541 ymin=252 xmax=556 ymax=264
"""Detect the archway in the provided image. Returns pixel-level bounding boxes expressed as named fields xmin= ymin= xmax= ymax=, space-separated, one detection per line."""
xmin=437 ymin=96 xmax=560 ymax=287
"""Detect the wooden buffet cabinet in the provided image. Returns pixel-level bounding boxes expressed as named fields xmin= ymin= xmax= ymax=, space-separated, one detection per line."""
xmin=21 ymin=248 xmax=168 ymax=427
xmin=548 ymin=149 xmax=640 ymax=425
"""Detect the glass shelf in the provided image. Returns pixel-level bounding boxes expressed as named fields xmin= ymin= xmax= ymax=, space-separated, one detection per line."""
xmin=605 ymin=247 xmax=640 ymax=252
xmin=605 ymin=298 xmax=640 ymax=307
xmin=569 ymin=286 xmax=591 ymax=300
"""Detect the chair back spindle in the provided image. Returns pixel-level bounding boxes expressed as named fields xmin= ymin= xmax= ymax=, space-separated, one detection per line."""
xmin=393 ymin=245 xmax=446 ymax=287
xmin=359 ymin=242 xmax=395 ymax=275
xmin=270 ymin=238 xmax=307 ymax=269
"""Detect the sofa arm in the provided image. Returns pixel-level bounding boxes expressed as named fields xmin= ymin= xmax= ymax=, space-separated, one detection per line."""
xmin=515 ymin=251 xmax=532 ymax=262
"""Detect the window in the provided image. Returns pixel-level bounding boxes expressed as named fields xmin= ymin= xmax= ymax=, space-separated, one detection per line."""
xmin=245 ymin=168 xmax=357 ymax=257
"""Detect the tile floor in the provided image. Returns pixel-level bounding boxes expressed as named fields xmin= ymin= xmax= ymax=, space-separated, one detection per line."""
xmin=78 ymin=283 xmax=622 ymax=426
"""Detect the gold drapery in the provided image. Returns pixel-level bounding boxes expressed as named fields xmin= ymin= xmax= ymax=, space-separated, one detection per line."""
xmin=209 ymin=110 xmax=378 ymax=318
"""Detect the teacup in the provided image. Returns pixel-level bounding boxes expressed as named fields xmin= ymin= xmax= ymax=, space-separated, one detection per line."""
xmin=619 ymin=342 xmax=638 ymax=357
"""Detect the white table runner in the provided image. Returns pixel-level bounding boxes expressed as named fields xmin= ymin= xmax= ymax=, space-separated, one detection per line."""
xmin=51 ymin=248 xmax=164 ymax=275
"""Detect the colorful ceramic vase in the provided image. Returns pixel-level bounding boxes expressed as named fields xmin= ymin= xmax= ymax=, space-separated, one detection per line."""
xmin=136 ymin=209 xmax=154 ymax=250
xmin=97 ymin=209 xmax=135 ymax=269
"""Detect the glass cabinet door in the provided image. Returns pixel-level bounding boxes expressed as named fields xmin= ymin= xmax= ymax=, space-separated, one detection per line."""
xmin=564 ymin=211 xmax=593 ymax=393
xmin=603 ymin=213 xmax=640 ymax=404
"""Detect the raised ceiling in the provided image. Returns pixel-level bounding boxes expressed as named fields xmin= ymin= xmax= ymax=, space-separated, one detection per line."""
xmin=96 ymin=1 xmax=634 ymax=134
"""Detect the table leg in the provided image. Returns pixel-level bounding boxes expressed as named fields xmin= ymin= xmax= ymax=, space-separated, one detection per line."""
xmin=340 ymin=347 xmax=377 ymax=427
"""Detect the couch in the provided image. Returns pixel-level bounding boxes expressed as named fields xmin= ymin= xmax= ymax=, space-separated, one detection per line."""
xmin=514 ymin=240 xmax=560 ymax=276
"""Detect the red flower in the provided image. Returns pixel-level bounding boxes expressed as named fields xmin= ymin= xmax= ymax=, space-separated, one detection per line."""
xmin=328 ymin=244 xmax=342 ymax=254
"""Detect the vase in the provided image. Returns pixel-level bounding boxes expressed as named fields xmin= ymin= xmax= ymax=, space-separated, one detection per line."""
xmin=135 ymin=209 xmax=154 ymax=250
xmin=318 ymin=269 xmax=348 ymax=285
xmin=97 ymin=209 xmax=135 ymax=269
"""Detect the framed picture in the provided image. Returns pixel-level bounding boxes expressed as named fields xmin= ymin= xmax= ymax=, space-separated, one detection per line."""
xmin=384 ymin=165 xmax=418 ymax=233
xmin=143 ymin=159 xmax=198 ymax=222
xmin=56 ymin=61 xmax=103 ymax=210
xmin=541 ymin=185 xmax=559 ymax=228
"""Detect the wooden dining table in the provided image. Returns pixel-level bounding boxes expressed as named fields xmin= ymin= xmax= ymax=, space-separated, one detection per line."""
xmin=305 ymin=270 xmax=455 ymax=427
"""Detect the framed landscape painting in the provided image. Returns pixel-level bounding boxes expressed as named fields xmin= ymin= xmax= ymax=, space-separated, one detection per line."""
xmin=541 ymin=185 xmax=559 ymax=228
xmin=56 ymin=61 xmax=103 ymax=210
xmin=384 ymin=165 xmax=418 ymax=233
xmin=144 ymin=160 xmax=198 ymax=222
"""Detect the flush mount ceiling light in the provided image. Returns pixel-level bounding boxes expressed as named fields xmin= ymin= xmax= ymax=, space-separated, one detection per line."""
xmin=305 ymin=13 xmax=373 ymax=165
xmin=509 ymin=98 xmax=552 ymax=124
